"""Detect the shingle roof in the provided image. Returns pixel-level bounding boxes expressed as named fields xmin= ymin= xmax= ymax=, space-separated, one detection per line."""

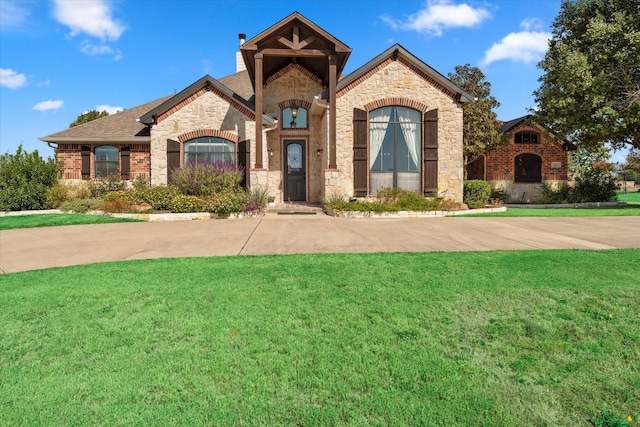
xmin=40 ymin=96 xmax=172 ymax=143
xmin=500 ymin=115 xmax=531 ymax=133
xmin=218 ymin=70 xmax=254 ymax=102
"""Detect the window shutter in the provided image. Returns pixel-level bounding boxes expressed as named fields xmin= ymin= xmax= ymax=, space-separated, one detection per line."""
xmin=353 ymin=108 xmax=368 ymax=197
xmin=167 ymin=139 xmax=180 ymax=184
xmin=81 ymin=146 xmax=91 ymax=180
xmin=423 ymin=109 xmax=438 ymax=196
xmin=120 ymin=147 xmax=130 ymax=180
xmin=238 ymin=140 xmax=250 ymax=189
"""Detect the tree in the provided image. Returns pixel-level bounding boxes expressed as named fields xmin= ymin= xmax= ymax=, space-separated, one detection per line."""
xmin=448 ymin=64 xmax=509 ymax=177
xmin=0 ymin=145 xmax=61 ymax=211
xmin=625 ymin=147 xmax=640 ymax=174
xmin=69 ymin=110 xmax=109 ymax=127
xmin=534 ymin=0 xmax=640 ymax=151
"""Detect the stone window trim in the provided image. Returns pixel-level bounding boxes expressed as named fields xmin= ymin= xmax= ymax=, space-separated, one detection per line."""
xmin=364 ymin=98 xmax=430 ymax=114
xmin=278 ymin=99 xmax=312 ymax=130
xmin=176 ymin=129 xmax=241 ymax=167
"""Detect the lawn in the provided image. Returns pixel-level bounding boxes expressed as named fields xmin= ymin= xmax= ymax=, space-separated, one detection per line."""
xmin=472 ymin=205 xmax=640 ymax=217
xmin=0 ymin=213 xmax=141 ymax=230
xmin=1 ymin=250 xmax=638 ymax=426
xmin=618 ymin=190 xmax=640 ymax=204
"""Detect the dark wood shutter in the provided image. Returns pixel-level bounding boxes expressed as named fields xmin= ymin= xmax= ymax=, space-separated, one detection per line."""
xmin=238 ymin=140 xmax=250 ymax=189
xmin=120 ymin=146 xmax=130 ymax=180
xmin=353 ymin=108 xmax=368 ymax=197
xmin=423 ymin=109 xmax=438 ymax=196
xmin=81 ymin=146 xmax=91 ymax=180
xmin=167 ymin=139 xmax=180 ymax=184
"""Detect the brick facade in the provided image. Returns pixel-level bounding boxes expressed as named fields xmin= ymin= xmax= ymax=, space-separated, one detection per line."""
xmin=57 ymin=143 xmax=151 ymax=181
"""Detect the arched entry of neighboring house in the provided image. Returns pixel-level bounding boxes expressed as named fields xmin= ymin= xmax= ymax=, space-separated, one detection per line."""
xmin=283 ymin=139 xmax=306 ymax=201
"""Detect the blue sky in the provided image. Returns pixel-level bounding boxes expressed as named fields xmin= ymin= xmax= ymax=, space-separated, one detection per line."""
xmin=0 ymin=0 xmax=628 ymax=163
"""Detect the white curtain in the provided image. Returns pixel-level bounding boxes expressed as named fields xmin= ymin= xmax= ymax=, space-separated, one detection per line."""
xmin=369 ymin=107 xmax=392 ymax=170
xmin=397 ymin=108 xmax=421 ymax=171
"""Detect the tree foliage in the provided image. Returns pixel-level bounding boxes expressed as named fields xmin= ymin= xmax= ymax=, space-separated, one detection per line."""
xmin=448 ymin=64 xmax=509 ymax=173
xmin=534 ymin=0 xmax=640 ymax=151
xmin=625 ymin=147 xmax=640 ymax=174
xmin=0 ymin=145 xmax=61 ymax=211
xmin=69 ymin=110 xmax=109 ymax=127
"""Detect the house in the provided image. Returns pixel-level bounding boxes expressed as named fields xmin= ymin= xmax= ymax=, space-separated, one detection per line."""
xmin=41 ymin=12 xmax=473 ymax=204
xmin=465 ymin=115 xmax=576 ymax=202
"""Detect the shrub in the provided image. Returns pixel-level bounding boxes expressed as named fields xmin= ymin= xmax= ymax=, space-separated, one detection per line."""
xmin=540 ymin=181 xmax=571 ymax=204
xmin=46 ymin=183 xmax=71 ymax=208
xmin=131 ymin=175 xmax=150 ymax=191
xmin=203 ymin=190 xmax=247 ymax=214
xmin=169 ymin=194 xmax=205 ymax=213
xmin=172 ymin=161 xmax=244 ymax=197
xmin=377 ymin=187 xmax=407 ymax=204
xmin=463 ymin=180 xmax=491 ymax=209
xmin=100 ymin=197 xmax=133 ymax=213
xmin=102 ymin=190 xmax=132 ymax=203
xmin=489 ymin=186 xmax=510 ymax=203
xmin=323 ymin=191 xmax=346 ymax=206
xmin=94 ymin=173 xmax=126 ymax=197
xmin=570 ymin=165 xmax=617 ymax=202
xmin=59 ymin=198 xmax=102 ymax=213
xmin=245 ymin=186 xmax=269 ymax=215
xmin=132 ymin=186 xmax=179 ymax=211
xmin=0 ymin=145 xmax=61 ymax=211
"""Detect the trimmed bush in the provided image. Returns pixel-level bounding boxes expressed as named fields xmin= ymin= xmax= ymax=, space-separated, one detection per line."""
xmin=172 ymin=161 xmax=244 ymax=197
xmin=0 ymin=145 xmax=61 ymax=211
xmin=463 ymin=180 xmax=491 ymax=209
xmin=94 ymin=173 xmax=127 ymax=197
xmin=59 ymin=198 xmax=102 ymax=213
xmin=203 ymin=190 xmax=247 ymax=214
xmin=132 ymin=186 xmax=179 ymax=211
xmin=100 ymin=197 xmax=133 ymax=213
xmin=170 ymin=195 xmax=205 ymax=213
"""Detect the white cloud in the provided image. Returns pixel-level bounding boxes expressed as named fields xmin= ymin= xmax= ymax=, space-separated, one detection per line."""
xmin=52 ymin=0 xmax=124 ymax=41
xmin=95 ymin=104 xmax=123 ymax=114
xmin=81 ymin=40 xmax=113 ymax=56
xmin=482 ymin=20 xmax=551 ymax=65
xmin=0 ymin=0 xmax=30 ymax=30
xmin=382 ymin=0 xmax=491 ymax=36
xmin=37 ymin=79 xmax=51 ymax=87
xmin=33 ymin=100 xmax=64 ymax=112
xmin=0 ymin=68 xmax=28 ymax=88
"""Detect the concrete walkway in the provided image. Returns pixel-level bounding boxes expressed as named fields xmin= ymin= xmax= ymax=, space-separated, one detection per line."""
xmin=1 ymin=214 xmax=639 ymax=273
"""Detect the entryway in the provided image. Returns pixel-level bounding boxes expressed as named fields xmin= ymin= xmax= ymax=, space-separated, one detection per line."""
xmin=283 ymin=139 xmax=306 ymax=201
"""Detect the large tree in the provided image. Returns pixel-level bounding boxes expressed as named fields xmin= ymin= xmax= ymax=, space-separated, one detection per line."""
xmin=69 ymin=110 xmax=109 ymax=127
xmin=448 ymin=64 xmax=509 ymax=176
xmin=534 ymin=0 xmax=640 ymax=151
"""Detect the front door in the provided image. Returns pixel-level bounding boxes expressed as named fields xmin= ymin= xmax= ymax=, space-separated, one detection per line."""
xmin=283 ymin=139 xmax=306 ymax=201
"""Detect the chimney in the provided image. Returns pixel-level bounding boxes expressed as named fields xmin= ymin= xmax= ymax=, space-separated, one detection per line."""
xmin=236 ymin=33 xmax=247 ymax=73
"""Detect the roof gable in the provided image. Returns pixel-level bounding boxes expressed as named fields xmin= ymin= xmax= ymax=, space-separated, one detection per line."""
xmin=139 ymin=75 xmax=271 ymax=125
xmin=240 ymin=12 xmax=351 ymax=89
xmin=335 ymin=44 xmax=474 ymax=103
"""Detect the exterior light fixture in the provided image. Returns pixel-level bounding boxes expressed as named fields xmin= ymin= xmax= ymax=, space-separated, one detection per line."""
xmin=268 ymin=146 xmax=274 ymax=157
xmin=316 ymin=148 xmax=323 ymax=157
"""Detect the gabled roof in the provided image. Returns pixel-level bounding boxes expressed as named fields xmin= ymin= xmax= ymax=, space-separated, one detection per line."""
xmin=334 ymin=44 xmax=474 ymax=103
xmin=40 ymin=96 xmax=172 ymax=143
xmin=501 ymin=114 xmax=575 ymax=149
xmin=139 ymin=74 xmax=273 ymax=125
xmin=501 ymin=115 xmax=532 ymax=133
xmin=240 ymin=11 xmax=352 ymax=89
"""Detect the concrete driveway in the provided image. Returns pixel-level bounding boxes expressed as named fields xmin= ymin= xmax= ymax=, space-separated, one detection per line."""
xmin=1 ymin=214 xmax=639 ymax=273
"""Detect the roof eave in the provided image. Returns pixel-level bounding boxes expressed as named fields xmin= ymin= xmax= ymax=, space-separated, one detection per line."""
xmin=39 ymin=137 xmax=151 ymax=143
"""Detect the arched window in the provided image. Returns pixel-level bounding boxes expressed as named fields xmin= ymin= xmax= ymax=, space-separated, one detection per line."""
xmin=184 ymin=137 xmax=236 ymax=164
xmin=515 ymin=153 xmax=542 ymax=182
xmin=95 ymin=146 xmax=119 ymax=178
xmin=282 ymin=106 xmax=307 ymax=129
xmin=515 ymin=131 xmax=540 ymax=144
xmin=369 ymin=106 xmax=422 ymax=194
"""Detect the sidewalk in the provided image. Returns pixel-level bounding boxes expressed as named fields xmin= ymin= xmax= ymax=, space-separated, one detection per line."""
xmin=1 ymin=214 xmax=639 ymax=273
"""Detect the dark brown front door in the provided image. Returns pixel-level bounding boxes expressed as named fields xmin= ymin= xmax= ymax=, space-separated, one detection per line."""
xmin=284 ymin=140 xmax=306 ymax=201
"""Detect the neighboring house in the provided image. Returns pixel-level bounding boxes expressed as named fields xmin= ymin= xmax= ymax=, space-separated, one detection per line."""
xmin=466 ymin=115 xmax=576 ymax=202
xmin=41 ymin=12 xmax=473 ymax=204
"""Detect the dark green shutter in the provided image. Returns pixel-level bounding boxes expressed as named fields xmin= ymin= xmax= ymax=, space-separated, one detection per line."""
xmin=423 ymin=109 xmax=438 ymax=196
xmin=238 ymin=140 xmax=250 ymax=189
xmin=353 ymin=108 xmax=368 ymax=197
xmin=167 ymin=139 xmax=180 ymax=184
xmin=81 ymin=146 xmax=91 ymax=180
xmin=120 ymin=147 xmax=130 ymax=180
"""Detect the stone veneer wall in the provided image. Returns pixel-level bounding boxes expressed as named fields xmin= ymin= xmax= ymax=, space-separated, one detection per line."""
xmin=335 ymin=59 xmax=465 ymax=202
xmin=149 ymin=91 xmax=255 ymax=186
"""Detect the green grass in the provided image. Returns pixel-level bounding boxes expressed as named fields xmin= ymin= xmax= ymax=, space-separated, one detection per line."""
xmin=473 ymin=205 xmax=640 ymax=217
xmin=0 ymin=213 xmax=141 ymax=230
xmin=618 ymin=190 xmax=640 ymax=204
xmin=1 ymin=250 xmax=638 ymax=426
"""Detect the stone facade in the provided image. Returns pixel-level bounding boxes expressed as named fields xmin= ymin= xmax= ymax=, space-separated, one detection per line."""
xmin=335 ymin=59 xmax=465 ymax=202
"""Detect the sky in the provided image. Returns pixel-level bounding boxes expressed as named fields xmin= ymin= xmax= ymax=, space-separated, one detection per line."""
xmin=0 ymin=0 xmax=629 ymax=163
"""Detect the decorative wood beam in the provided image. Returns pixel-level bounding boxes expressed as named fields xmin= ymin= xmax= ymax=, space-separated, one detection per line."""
xmin=260 ymin=48 xmax=331 ymax=57
xmin=297 ymin=35 xmax=316 ymax=49
xmin=329 ymin=55 xmax=337 ymax=169
xmin=254 ymin=53 xmax=263 ymax=169
xmin=277 ymin=36 xmax=294 ymax=49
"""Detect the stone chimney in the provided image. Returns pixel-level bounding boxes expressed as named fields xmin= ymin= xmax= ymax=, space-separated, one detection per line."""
xmin=236 ymin=33 xmax=246 ymax=73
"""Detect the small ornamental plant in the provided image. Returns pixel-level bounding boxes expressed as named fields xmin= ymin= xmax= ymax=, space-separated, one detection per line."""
xmin=171 ymin=161 xmax=244 ymax=197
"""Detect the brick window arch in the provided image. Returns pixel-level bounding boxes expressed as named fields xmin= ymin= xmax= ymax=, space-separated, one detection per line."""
xmin=515 ymin=153 xmax=542 ymax=182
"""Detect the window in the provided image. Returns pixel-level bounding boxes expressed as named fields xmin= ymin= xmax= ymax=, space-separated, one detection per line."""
xmin=184 ymin=137 xmax=235 ymax=164
xmin=369 ymin=106 xmax=422 ymax=194
xmin=515 ymin=153 xmax=542 ymax=182
xmin=95 ymin=146 xmax=119 ymax=178
xmin=282 ymin=107 xmax=307 ymax=129
xmin=515 ymin=131 xmax=540 ymax=144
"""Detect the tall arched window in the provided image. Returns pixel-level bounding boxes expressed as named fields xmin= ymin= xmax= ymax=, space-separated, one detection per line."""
xmin=184 ymin=137 xmax=236 ymax=164
xmin=369 ymin=106 xmax=422 ymax=194
xmin=515 ymin=153 xmax=542 ymax=182
xmin=95 ymin=146 xmax=119 ymax=178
